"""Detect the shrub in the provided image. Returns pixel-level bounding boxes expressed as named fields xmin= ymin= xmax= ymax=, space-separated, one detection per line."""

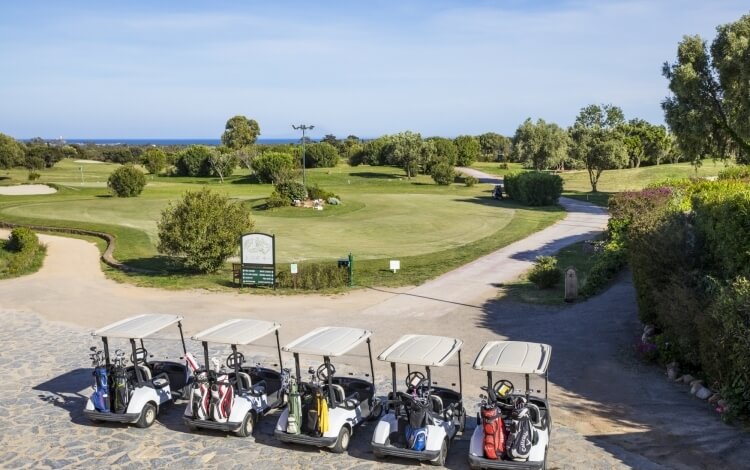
xmin=175 ymin=145 xmax=212 ymax=177
xmin=579 ymin=239 xmax=627 ymax=297
xmin=504 ymin=171 xmax=563 ymax=206
xmin=430 ymin=162 xmax=456 ymax=185
xmin=107 ymin=165 xmax=147 ymax=197
xmin=276 ymin=262 xmax=349 ymax=289
xmin=527 ymin=256 xmax=561 ymax=288
xmin=498 ymin=162 xmax=509 ymax=170
xmin=464 ymin=175 xmax=478 ymax=187
xmin=252 ymin=151 xmax=296 ymax=183
xmin=7 ymin=227 xmax=38 ymax=253
xmin=307 ymin=184 xmax=338 ymax=201
xmin=327 ymin=197 xmax=341 ymax=205
xmin=265 ymin=190 xmax=290 ymax=208
xmin=157 ymin=188 xmax=254 ymax=272
xmin=718 ymin=165 xmax=750 ymax=181
xmin=304 ymin=142 xmax=339 ymax=168
xmin=27 ymin=171 xmax=41 ymax=181
xmin=102 ymin=147 xmax=136 ymax=164
xmin=275 ymin=180 xmax=307 ymax=202
xmin=142 ymin=148 xmax=167 ymax=175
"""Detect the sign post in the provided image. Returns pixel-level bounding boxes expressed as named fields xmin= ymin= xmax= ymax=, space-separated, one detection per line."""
xmin=239 ymin=233 xmax=276 ymax=289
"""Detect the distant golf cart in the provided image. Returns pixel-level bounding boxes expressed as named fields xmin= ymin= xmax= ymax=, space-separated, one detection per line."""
xmin=84 ymin=314 xmax=190 ymax=428
xmin=468 ymin=341 xmax=552 ymax=469
xmin=371 ymin=334 xmax=467 ymax=466
xmin=274 ymin=326 xmax=380 ymax=453
xmin=492 ymin=185 xmax=504 ymax=200
xmin=183 ymin=318 xmax=287 ymax=437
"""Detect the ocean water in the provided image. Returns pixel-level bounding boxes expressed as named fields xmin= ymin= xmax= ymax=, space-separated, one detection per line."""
xmin=57 ymin=138 xmax=304 ymax=146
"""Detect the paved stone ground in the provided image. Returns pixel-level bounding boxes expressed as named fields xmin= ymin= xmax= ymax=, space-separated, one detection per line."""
xmin=2 ymin=309 xmax=632 ymax=470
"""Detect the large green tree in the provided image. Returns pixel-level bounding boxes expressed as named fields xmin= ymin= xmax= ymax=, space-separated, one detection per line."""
xmin=221 ymin=115 xmax=261 ymax=150
xmin=570 ymin=104 xmax=629 ymax=192
xmin=662 ymin=14 xmax=750 ymax=163
xmin=385 ymin=131 xmax=423 ymax=178
xmin=478 ymin=132 xmax=512 ymax=161
xmin=0 ymin=133 xmax=25 ymax=169
xmin=454 ymin=135 xmax=481 ymax=166
xmin=512 ymin=118 xmax=570 ymax=170
xmin=621 ymin=119 xmax=672 ymax=167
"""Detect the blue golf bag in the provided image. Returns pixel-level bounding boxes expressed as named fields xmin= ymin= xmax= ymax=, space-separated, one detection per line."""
xmin=91 ymin=366 xmax=110 ymax=412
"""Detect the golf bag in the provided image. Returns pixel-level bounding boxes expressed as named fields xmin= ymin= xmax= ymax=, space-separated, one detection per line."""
xmin=506 ymin=399 xmax=537 ymax=461
xmin=111 ymin=364 xmax=130 ymax=413
xmin=405 ymin=398 xmax=429 ymax=451
xmin=185 ymin=353 xmax=210 ymax=420
xmin=286 ymin=379 xmax=302 ymax=434
xmin=481 ymin=404 xmax=506 ymax=460
xmin=91 ymin=365 xmax=110 ymax=412
xmin=209 ymin=365 xmax=234 ymax=423
xmin=406 ymin=424 xmax=428 ymax=451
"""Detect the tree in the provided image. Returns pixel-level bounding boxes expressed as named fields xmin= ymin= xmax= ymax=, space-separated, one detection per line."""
xmin=141 ymin=148 xmax=167 ymax=174
xmin=235 ymin=145 xmax=258 ymax=171
xmin=621 ymin=119 xmax=671 ymax=167
xmin=0 ymin=133 xmax=25 ymax=169
xmin=102 ymin=147 xmax=136 ymax=164
xmin=221 ymin=115 xmax=260 ymax=150
xmin=304 ymin=142 xmax=339 ymax=168
xmin=430 ymin=162 xmax=456 ymax=185
xmin=478 ymin=132 xmax=510 ymax=161
xmin=107 ymin=165 xmax=147 ymax=197
xmin=207 ymin=149 xmax=238 ymax=183
xmin=426 ymin=137 xmax=458 ymax=167
xmin=252 ymin=151 xmax=296 ymax=183
xmin=454 ymin=135 xmax=481 ymax=166
xmin=570 ymin=104 xmax=629 ymax=192
xmin=512 ymin=118 xmax=570 ymax=170
xmin=662 ymin=14 xmax=750 ymax=163
xmin=386 ymin=131 xmax=422 ymax=178
xmin=321 ymin=134 xmax=338 ymax=147
xmin=175 ymin=145 xmax=213 ymax=177
xmin=157 ymin=188 xmax=254 ymax=273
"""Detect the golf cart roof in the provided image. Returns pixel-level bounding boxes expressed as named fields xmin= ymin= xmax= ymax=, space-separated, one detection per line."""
xmin=92 ymin=314 xmax=183 ymax=340
xmin=473 ymin=341 xmax=552 ymax=375
xmin=191 ymin=319 xmax=280 ymax=345
xmin=378 ymin=334 xmax=463 ymax=367
xmin=283 ymin=326 xmax=372 ymax=357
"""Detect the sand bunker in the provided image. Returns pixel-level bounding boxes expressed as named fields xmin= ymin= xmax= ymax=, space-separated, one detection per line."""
xmin=74 ymin=159 xmax=105 ymax=164
xmin=0 ymin=184 xmax=57 ymax=195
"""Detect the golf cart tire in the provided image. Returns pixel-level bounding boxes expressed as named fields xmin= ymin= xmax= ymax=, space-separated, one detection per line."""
xmin=368 ymin=400 xmax=383 ymax=421
xmin=373 ymin=448 xmax=385 ymax=459
xmin=430 ymin=439 xmax=448 ymax=466
xmin=236 ymin=411 xmax=255 ymax=438
xmin=136 ymin=402 xmax=157 ymax=428
xmin=331 ymin=426 xmax=351 ymax=454
xmin=185 ymin=420 xmax=197 ymax=432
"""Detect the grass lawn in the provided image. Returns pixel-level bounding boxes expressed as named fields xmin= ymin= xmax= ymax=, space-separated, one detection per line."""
xmin=498 ymin=239 xmax=600 ymax=305
xmin=0 ymin=159 xmax=564 ymax=290
xmin=469 ymin=162 xmax=525 ymax=176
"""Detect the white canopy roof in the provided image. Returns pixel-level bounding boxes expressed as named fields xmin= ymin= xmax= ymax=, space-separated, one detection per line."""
xmin=92 ymin=314 xmax=183 ymax=340
xmin=191 ymin=319 xmax=280 ymax=345
xmin=473 ymin=341 xmax=552 ymax=375
xmin=378 ymin=334 xmax=463 ymax=367
xmin=283 ymin=326 xmax=372 ymax=357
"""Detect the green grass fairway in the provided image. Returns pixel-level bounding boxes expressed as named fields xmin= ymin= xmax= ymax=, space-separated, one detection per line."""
xmin=468 ymin=162 xmax=525 ymax=176
xmin=0 ymin=159 xmax=564 ymax=290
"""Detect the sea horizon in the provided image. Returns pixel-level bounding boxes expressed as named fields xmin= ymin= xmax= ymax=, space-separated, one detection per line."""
xmin=21 ymin=137 xmax=312 ymax=146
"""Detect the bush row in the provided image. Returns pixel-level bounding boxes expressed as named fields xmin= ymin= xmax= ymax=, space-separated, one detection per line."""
xmin=276 ymin=262 xmax=349 ymax=289
xmin=504 ymin=171 xmax=563 ymax=206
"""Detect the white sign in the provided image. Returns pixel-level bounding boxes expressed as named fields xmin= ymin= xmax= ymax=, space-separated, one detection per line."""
xmin=290 ymin=263 xmax=298 ymax=274
xmin=390 ymin=260 xmax=400 ymax=273
xmin=241 ymin=233 xmax=274 ymax=265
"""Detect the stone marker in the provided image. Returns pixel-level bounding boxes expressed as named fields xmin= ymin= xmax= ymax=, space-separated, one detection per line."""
xmin=564 ymin=267 xmax=578 ymax=302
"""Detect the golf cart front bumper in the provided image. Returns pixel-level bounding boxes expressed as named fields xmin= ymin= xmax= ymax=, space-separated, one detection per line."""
xmin=274 ymin=430 xmax=337 ymax=447
xmin=371 ymin=442 xmax=441 ymax=461
xmin=84 ymin=410 xmax=140 ymax=423
xmin=468 ymin=454 xmax=544 ymax=470
xmin=184 ymin=417 xmax=241 ymax=432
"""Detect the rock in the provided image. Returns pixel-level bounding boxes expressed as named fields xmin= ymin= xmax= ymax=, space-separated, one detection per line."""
xmin=689 ymin=380 xmax=703 ymax=395
xmin=666 ymin=363 xmax=680 ymax=381
xmin=695 ymin=386 xmax=712 ymax=400
xmin=681 ymin=374 xmax=695 ymax=384
xmin=643 ymin=324 xmax=656 ymax=336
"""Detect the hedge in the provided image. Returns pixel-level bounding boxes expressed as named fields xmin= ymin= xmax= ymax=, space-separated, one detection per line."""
xmin=504 ymin=172 xmax=562 ymax=206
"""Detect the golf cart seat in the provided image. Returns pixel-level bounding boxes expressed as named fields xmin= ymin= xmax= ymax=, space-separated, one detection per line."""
xmin=327 ymin=384 xmax=346 ymax=403
xmin=236 ymin=371 xmax=252 ymax=391
xmin=430 ymin=395 xmax=443 ymax=414
xmin=247 ymin=367 xmax=282 ymax=395
xmin=151 ymin=361 xmax=189 ymax=392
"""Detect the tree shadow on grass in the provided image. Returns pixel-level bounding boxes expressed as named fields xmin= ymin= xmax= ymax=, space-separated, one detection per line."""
xmin=229 ymin=174 xmax=263 ymax=184
xmin=350 ymin=171 xmax=403 ymax=179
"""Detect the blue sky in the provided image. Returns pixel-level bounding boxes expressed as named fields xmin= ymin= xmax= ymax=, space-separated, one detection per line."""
xmin=0 ymin=1 xmax=747 ymax=139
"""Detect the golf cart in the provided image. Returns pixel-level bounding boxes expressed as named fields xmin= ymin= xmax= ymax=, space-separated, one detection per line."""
xmin=183 ymin=318 xmax=287 ymax=437
xmin=84 ymin=314 xmax=190 ymax=428
xmin=371 ymin=334 xmax=467 ymax=466
xmin=468 ymin=341 xmax=552 ymax=469
xmin=274 ymin=326 xmax=381 ymax=453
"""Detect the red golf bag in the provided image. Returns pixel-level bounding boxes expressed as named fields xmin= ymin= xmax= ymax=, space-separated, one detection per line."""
xmin=482 ymin=405 xmax=506 ymax=460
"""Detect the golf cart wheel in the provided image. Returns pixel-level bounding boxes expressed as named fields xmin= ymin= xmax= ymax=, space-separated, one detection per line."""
xmin=368 ymin=400 xmax=383 ymax=421
xmin=136 ymin=402 xmax=157 ymax=428
xmin=430 ymin=439 xmax=448 ymax=466
xmin=185 ymin=421 xmax=197 ymax=432
xmin=373 ymin=448 xmax=385 ymax=459
xmin=236 ymin=411 xmax=255 ymax=438
xmin=331 ymin=426 xmax=351 ymax=454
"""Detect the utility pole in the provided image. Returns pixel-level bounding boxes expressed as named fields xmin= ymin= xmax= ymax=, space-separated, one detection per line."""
xmin=292 ymin=124 xmax=314 ymax=186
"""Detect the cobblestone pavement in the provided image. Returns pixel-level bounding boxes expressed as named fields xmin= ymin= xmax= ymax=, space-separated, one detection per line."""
xmin=2 ymin=310 xmax=632 ymax=470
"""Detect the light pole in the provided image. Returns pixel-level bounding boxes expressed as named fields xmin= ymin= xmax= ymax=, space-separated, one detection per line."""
xmin=292 ymin=124 xmax=314 ymax=186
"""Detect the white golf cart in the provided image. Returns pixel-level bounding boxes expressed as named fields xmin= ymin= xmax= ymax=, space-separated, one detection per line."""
xmin=84 ymin=314 xmax=190 ymax=428
xmin=371 ymin=334 xmax=467 ymax=466
xmin=274 ymin=326 xmax=381 ymax=453
xmin=183 ymin=318 xmax=287 ymax=437
xmin=468 ymin=341 xmax=552 ymax=469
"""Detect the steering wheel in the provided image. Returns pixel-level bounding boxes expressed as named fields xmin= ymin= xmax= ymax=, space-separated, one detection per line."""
xmin=493 ymin=379 xmax=514 ymax=399
xmin=226 ymin=351 xmax=245 ymax=369
xmin=130 ymin=348 xmax=147 ymax=364
xmin=316 ymin=363 xmax=336 ymax=382
xmin=405 ymin=371 xmax=428 ymax=389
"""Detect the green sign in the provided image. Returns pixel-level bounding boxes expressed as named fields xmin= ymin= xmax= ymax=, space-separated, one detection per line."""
xmin=241 ymin=266 xmax=275 ymax=286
